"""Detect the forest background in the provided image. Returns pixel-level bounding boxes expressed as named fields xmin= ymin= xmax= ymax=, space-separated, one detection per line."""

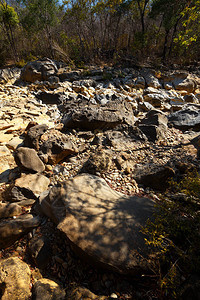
xmin=0 ymin=0 xmax=200 ymax=67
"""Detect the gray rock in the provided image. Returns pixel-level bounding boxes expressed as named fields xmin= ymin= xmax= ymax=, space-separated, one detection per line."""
xmin=39 ymin=129 xmax=78 ymax=164
xmin=142 ymin=70 xmax=162 ymax=89
xmin=0 ymin=214 xmax=41 ymax=248
xmin=62 ymin=98 xmax=135 ymax=131
xmin=40 ymin=173 xmax=155 ymax=275
xmin=32 ymin=278 xmax=66 ymax=300
xmin=173 ymin=78 xmax=196 ymax=93
xmin=25 ymin=124 xmax=49 ymax=150
xmin=135 ymin=166 xmax=175 ymax=190
xmin=0 ymin=202 xmax=22 ymax=219
xmin=15 ymin=147 xmax=45 ymax=173
xmin=0 ymin=257 xmax=31 ymax=300
xmin=168 ymin=104 xmax=200 ymax=131
xmin=21 ymin=58 xmax=58 ymax=83
xmin=35 ymin=91 xmax=65 ymax=105
xmin=28 ymin=234 xmax=52 ymax=268
xmin=139 ymin=124 xmax=167 ymax=142
xmin=11 ymin=173 xmax=50 ymax=202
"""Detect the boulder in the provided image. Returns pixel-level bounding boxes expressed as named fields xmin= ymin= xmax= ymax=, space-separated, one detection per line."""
xmin=40 ymin=173 xmax=155 ymax=274
xmin=62 ymin=98 xmax=135 ymax=131
xmin=0 ymin=214 xmax=41 ymax=248
xmin=11 ymin=173 xmax=50 ymax=202
xmin=0 ymin=202 xmax=22 ymax=219
xmin=0 ymin=68 xmax=20 ymax=84
xmin=168 ymin=104 xmax=200 ymax=131
xmin=20 ymin=58 xmax=58 ymax=83
xmin=32 ymin=278 xmax=66 ymax=300
xmin=15 ymin=147 xmax=45 ymax=173
xmin=0 ymin=257 xmax=31 ymax=300
xmin=142 ymin=70 xmax=162 ymax=89
xmin=173 ymin=78 xmax=196 ymax=93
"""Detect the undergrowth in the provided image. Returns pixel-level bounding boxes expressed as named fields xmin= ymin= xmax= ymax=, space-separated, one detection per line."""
xmin=142 ymin=171 xmax=200 ymax=299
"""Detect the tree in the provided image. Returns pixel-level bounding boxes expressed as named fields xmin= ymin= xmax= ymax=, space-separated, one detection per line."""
xmin=0 ymin=1 xmax=19 ymax=61
xmin=21 ymin=0 xmax=59 ymax=58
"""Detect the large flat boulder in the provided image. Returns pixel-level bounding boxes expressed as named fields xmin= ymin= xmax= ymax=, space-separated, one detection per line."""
xmin=40 ymin=174 xmax=155 ymax=274
xmin=61 ymin=98 xmax=135 ymax=131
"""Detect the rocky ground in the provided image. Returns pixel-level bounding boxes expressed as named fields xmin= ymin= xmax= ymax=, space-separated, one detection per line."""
xmin=0 ymin=58 xmax=200 ymax=299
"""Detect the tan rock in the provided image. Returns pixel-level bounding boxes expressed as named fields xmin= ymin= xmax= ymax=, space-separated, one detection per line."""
xmin=0 ymin=257 xmax=31 ymax=300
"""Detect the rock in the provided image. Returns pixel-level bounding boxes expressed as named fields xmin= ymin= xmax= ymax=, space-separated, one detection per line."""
xmin=168 ymin=104 xmax=200 ymax=131
xmin=35 ymin=91 xmax=65 ymax=105
xmin=32 ymin=278 xmax=66 ymax=300
xmin=0 ymin=203 xmax=22 ymax=219
xmin=0 ymin=68 xmax=20 ymax=84
xmin=6 ymin=136 xmax=24 ymax=150
xmin=40 ymin=173 xmax=155 ymax=274
xmin=28 ymin=235 xmax=52 ymax=268
xmin=11 ymin=173 xmax=50 ymax=202
xmin=0 ymin=146 xmax=11 ymax=157
xmin=0 ymin=214 xmax=41 ymax=248
xmin=139 ymin=124 xmax=167 ymax=142
xmin=25 ymin=124 xmax=49 ymax=150
xmin=39 ymin=129 xmax=78 ymax=164
xmin=135 ymin=166 xmax=175 ymax=190
xmin=58 ymin=70 xmax=81 ymax=81
xmin=81 ymin=149 xmax=112 ymax=174
xmin=62 ymin=98 xmax=135 ymax=131
xmin=66 ymin=286 xmax=106 ymax=300
xmin=134 ymin=76 xmax=145 ymax=89
xmin=15 ymin=147 xmax=45 ymax=173
xmin=139 ymin=110 xmax=168 ymax=141
xmin=173 ymin=78 xmax=196 ymax=93
xmin=142 ymin=70 xmax=162 ymax=89
xmin=0 ymin=257 xmax=31 ymax=300
xmin=20 ymin=58 xmax=58 ymax=83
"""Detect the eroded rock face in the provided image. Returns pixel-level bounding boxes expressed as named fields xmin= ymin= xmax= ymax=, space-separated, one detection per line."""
xmin=21 ymin=58 xmax=58 ymax=83
xmin=0 ymin=257 xmax=31 ymax=300
xmin=40 ymin=173 xmax=155 ymax=274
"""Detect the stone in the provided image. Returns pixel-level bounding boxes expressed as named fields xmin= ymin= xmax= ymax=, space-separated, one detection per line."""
xmin=11 ymin=173 xmax=50 ymax=202
xmin=39 ymin=129 xmax=78 ymax=164
xmin=0 ymin=214 xmax=41 ymax=248
xmin=0 ymin=257 xmax=31 ymax=300
xmin=140 ymin=110 xmax=168 ymax=127
xmin=81 ymin=149 xmax=112 ymax=174
xmin=134 ymin=76 xmax=145 ymax=89
xmin=40 ymin=173 xmax=155 ymax=274
xmin=6 ymin=136 xmax=24 ymax=150
xmin=142 ymin=70 xmax=162 ymax=89
xmin=62 ymin=98 xmax=135 ymax=131
xmin=168 ymin=104 xmax=200 ymax=131
xmin=20 ymin=58 xmax=58 ymax=83
xmin=66 ymin=286 xmax=106 ymax=300
xmin=35 ymin=91 xmax=65 ymax=105
xmin=28 ymin=235 xmax=52 ymax=268
xmin=15 ymin=147 xmax=45 ymax=173
xmin=0 ymin=146 xmax=10 ymax=157
xmin=0 ymin=202 xmax=22 ymax=219
xmin=25 ymin=124 xmax=49 ymax=150
xmin=173 ymin=78 xmax=196 ymax=93
xmin=139 ymin=124 xmax=167 ymax=142
xmin=135 ymin=166 xmax=175 ymax=190
xmin=0 ymin=133 xmax=13 ymax=144
xmin=32 ymin=278 xmax=66 ymax=300
xmin=0 ymin=68 xmax=20 ymax=84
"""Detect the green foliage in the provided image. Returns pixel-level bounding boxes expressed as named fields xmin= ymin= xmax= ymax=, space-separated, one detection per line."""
xmin=0 ymin=2 xmax=19 ymax=27
xmin=142 ymin=171 xmax=200 ymax=298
